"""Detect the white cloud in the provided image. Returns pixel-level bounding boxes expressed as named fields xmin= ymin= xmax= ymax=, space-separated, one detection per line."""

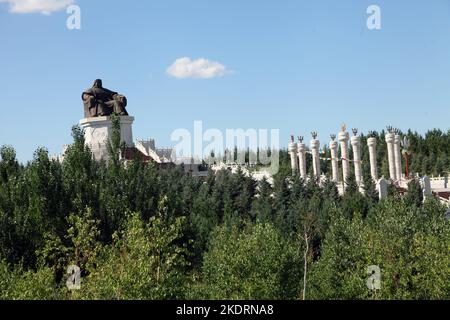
xmin=166 ymin=57 xmax=230 ymax=79
xmin=0 ymin=0 xmax=74 ymax=15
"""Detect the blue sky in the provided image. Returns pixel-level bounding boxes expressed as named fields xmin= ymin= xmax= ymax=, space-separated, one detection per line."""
xmin=1 ymin=0 xmax=450 ymax=162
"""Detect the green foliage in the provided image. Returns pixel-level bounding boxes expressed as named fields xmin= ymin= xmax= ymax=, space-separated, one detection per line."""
xmin=78 ymin=209 xmax=189 ymax=299
xmin=404 ymin=179 xmax=424 ymax=208
xmin=198 ymin=223 xmax=302 ymax=300
xmin=309 ymin=198 xmax=450 ymax=299
xmin=107 ymin=113 xmax=125 ymax=167
xmin=0 ymin=260 xmax=62 ymax=300
xmin=308 ymin=210 xmax=371 ymax=299
xmin=0 ymin=126 xmax=450 ymax=300
xmin=362 ymin=170 xmax=379 ymax=205
xmin=251 ymin=178 xmax=274 ymax=223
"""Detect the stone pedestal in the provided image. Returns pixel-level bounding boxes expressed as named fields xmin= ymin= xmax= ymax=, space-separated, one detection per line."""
xmin=79 ymin=116 xmax=134 ymax=161
xmin=421 ymin=176 xmax=432 ymax=198
xmin=377 ymin=178 xmax=388 ymax=200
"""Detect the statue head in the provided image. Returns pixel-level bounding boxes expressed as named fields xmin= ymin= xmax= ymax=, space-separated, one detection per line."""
xmin=93 ymin=79 xmax=103 ymax=88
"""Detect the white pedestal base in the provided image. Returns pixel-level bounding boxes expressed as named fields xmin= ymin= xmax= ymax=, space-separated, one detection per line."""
xmin=79 ymin=116 xmax=134 ymax=161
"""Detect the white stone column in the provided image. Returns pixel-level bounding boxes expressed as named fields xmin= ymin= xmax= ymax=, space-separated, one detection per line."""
xmin=329 ymin=135 xmax=339 ymax=182
xmin=310 ymin=132 xmax=321 ymax=180
xmin=288 ymin=136 xmax=299 ymax=175
xmin=338 ymin=128 xmax=350 ymax=184
xmin=351 ymin=129 xmax=362 ymax=185
xmin=385 ymin=129 xmax=397 ymax=181
xmin=367 ymin=137 xmax=378 ymax=181
xmin=394 ymin=133 xmax=403 ymax=181
xmin=297 ymin=137 xmax=307 ymax=180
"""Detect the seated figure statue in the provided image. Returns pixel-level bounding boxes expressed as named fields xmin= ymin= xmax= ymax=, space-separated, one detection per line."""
xmin=82 ymin=79 xmax=129 ymax=118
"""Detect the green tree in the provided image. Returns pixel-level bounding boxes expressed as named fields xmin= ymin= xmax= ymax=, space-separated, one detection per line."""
xmin=79 ymin=199 xmax=189 ymax=300
xmin=404 ymin=179 xmax=423 ymax=208
xmin=251 ymin=178 xmax=274 ymax=223
xmin=199 ymin=223 xmax=302 ymax=300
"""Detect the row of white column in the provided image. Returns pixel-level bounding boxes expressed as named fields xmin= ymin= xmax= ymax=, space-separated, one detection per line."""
xmin=289 ymin=136 xmax=309 ymax=179
xmin=288 ymin=128 xmax=403 ymax=185
xmin=335 ymin=128 xmax=366 ymax=185
xmin=385 ymin=129 xmax=403 ymax=181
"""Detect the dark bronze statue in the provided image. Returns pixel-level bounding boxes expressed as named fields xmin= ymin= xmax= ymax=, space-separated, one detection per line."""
xmin=82 ymin=79 xmax=129 ymax=117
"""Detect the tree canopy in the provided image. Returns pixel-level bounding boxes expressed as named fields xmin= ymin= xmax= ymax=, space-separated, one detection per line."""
xmin=0 ymin=126 xmax=449 ymax=300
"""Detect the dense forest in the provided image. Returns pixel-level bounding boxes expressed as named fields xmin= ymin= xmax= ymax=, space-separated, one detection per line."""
xmin=0 ymin=121 xmax=449 ymax=300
